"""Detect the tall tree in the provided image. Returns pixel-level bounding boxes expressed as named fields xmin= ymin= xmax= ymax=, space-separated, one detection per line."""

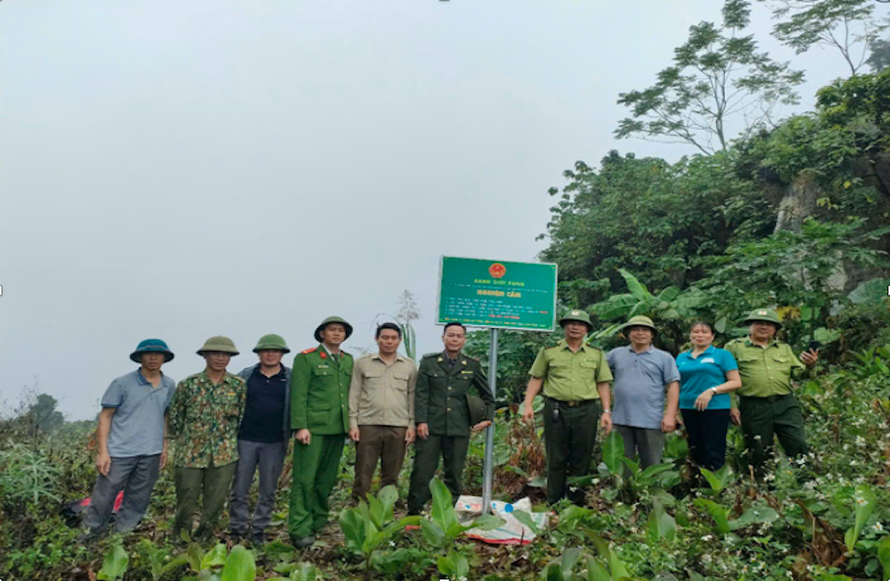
xmin=760 ymin=0 xmax=890 ymax=75
xmin=616 ymin=0 xmax=804 ymax=154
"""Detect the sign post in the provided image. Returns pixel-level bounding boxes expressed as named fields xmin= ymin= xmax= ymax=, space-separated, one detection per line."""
xmin=436 ymin=256 xmax=557 ymax=511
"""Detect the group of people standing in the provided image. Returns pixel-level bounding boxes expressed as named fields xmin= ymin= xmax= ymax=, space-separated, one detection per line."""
xmin=80 ymin=306 xmax=817 ymax=547
xmin=522 ymin=307 xmax=818 ymax=505
xmin=82 ymin=316 xmax=493 ymax=549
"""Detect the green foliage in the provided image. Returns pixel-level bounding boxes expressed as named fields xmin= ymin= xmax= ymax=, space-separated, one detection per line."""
xmin=96 ymin=544 xmax=129 ymax=581
xmin=760 ymin=0 xmax=888 ymax=75
xmin=0 ymin=442 xmax=61 ymax=507
xmin=844 ymin=483 xmax=878 ymax=552
xmin=616 ymin=0 xmax=803 ymax=153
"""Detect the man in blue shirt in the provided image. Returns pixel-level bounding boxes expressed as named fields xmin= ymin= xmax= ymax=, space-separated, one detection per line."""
xmin=82 ymin=339 xmax=176 ymax=540
xmin=231 ymin=334 xmax=292 ymax=546
xmin=607 ymin=316 xmax=680 ymax=469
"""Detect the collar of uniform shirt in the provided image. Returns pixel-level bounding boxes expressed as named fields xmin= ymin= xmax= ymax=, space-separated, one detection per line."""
xmin=625 ymin=344 xmax=655 ymax=354
xmin=371 ymin=352 xmax=405 ymax=363
xmin=744 ymin=337 xmax=779 ymax=348
xmin=321 ymin=344 xmax=341 ymax=357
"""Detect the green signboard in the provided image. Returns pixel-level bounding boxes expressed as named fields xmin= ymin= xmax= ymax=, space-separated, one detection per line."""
xmin=436 ymin=256 xmax=558 ymax=331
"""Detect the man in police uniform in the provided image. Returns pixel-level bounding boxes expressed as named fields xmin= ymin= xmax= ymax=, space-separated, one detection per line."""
xmin=521 ymin=310 xmax=613 ymax=505
xmin=289 ymin=316 xmax=353 ymax=548
xmin=407 ymin=322 xmax=495 ymax=515
xmin=726 ymin=308 xmax=818 ymax=478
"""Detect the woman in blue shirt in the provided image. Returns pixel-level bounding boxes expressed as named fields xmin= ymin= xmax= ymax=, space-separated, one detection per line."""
xmin=676 ymin=321 xmax=741 ymax=471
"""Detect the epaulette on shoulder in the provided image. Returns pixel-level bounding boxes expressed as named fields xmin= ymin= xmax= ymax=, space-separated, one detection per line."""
xmin=422 ymin=352 xmax=440 ymax=359
xmin=301 ymin=347 xmax=318 ymax=354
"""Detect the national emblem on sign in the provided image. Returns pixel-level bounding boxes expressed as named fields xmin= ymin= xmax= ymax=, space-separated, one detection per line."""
xmin=489 ymin=263 xmax=506 ymax=278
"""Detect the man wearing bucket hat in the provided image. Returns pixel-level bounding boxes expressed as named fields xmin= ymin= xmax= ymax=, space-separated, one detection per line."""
xmin=289 ymin=316 xmax=354 ymax=548
xmin=608 ymin=315 xmax=681 ymax=470
xmin=521 ymin=310 xmax=613 ymax=504
xmin=82 ymin=339 xmax=176 ymax=539
xmin=726 ymin=308 xmax=818 ymax=477
xmin=168 ymin=336 xmax=245 ymax=541
xmin=229 ymin=334 xmax=292 ymax=545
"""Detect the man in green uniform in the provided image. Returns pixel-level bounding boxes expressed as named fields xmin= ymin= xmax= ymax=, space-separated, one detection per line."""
xmin=168 ymin=336 xmax=245 ymax=541
xmin=289 ymin=316 xmax=353 ymax=548
xmin=407 ymin=322 xmax=495 ymax=515
xmin=521 ymin=310 xmax=613 ymax=505
xmin=726 ymin=308 xmax=818 ymax=478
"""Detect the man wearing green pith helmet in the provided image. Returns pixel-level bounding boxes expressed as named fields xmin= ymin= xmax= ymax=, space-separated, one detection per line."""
xmin=726 ymin=308 xmax=818 ymax=478
xmin=288 ymin=317 xmax=353 ymax=548
xmin=522 ymin=310 xmax=613 ymax=505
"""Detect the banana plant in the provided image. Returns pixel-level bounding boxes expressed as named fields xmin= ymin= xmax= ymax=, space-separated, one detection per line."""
xmin=180 ymin=542 xmax=256 ymax=581
xmin=844 ymin=483 xmax=877 ymax=552
xmin=420 ymin=478 xmax=504 ymax=549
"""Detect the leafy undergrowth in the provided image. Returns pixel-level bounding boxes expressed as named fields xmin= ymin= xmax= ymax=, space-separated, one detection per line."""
xmin=1 ymin=349 xmax=889 ymax=580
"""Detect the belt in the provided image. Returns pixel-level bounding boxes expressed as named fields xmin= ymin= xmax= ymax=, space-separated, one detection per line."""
xmin=741 ymin=394 xmax=791 ymax=403
xmin=548 ymin=397 xmax=597 ymax=407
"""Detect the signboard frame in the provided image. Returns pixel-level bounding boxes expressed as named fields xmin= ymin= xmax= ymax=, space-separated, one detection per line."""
xmin=435 ymin=255 xmax=559 ymax=332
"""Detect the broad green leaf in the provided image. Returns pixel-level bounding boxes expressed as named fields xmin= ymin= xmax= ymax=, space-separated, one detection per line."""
xmin=848 ymin=277 xmax=890 ymax=304
xmin=647 ymin=502 xmax=678 ymax=543
xmin=513 ymin=510 xmax=543 ymax=537
xmin=420 ymin=519 xmax=447 ymax=548
xmin=694 ymin=498 xmax=731 ymax=535
xmin=657 ymin=286 xmax=680 ymax=302
xmin=845 ymin=484 xmax=877 ymax=552
xmin=469 ymin=513 xmax=506 ymax=531
xmin=377 ymin=484 xmax=398 ymax=523
xmin=619 ymin=269 xmax=650 ymax=301
xmin=202 ymin=543 xmax=228 ymax=569
xmin=97 ymin=544 xmax=129 ymax=580
xmin=699 ymin=465 xmax=733 ymax=494
xmin=160 ymin=554 xmax=190 ymax=577
xmin=559 ymin=548 xmax=584 ymax=579
xmin=186 ymin=542 xmax=205 ymax=573
xmin=729 ymin=505 xmax=779 ymax=530
xmin=289 ymin=562 xmax=321 ymax=581
xmin=430 ymin=479 xmax=460 ymax=534
xmin=339 ymin=508 xmax=367 ymax=554
xmin=877 ymin=534 xmax=890 ymax=579
xmin=602 ymin=431 xmax=626 ymax=476
xmin=586 ymin=557 xmax=611 ymax=581
xmin=220 ymin=545 xmax=256 ymax=581
xmin=607 ymin=548 xmax=630 ymax=580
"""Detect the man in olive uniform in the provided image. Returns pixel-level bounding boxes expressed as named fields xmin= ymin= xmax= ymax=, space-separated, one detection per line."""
xmin=407 ymin=322 xmax=495 ymax=515
xmin=522 ymin=310 xmax=613 ymax=505
xmin=726 ymin=308 xmax=818 ymax=478
xmin=289 ymin=316 xmax=353 ymax=548
xmin=168 ymin=336 xmax=245 ymax=541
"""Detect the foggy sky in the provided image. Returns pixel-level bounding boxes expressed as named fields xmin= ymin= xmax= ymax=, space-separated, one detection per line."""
xmin=0 ymin=0 xmax=876 ymax=420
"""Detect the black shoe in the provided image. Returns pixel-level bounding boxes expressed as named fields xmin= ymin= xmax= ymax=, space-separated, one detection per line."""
xmin=229 ymin=530 xmax=245 ymax=544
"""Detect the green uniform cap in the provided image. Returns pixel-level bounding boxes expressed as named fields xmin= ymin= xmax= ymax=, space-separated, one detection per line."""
xmin=314 ymin=316 xmax=354 ymax=343
xmin=196 ymin=336 xmax=240 ymax=356
xmin=743 ymin=308 xmax=783 ymax=329
xmin=559 ymin=309 xmax=592 ymax=328
xmin=130 ymin=338 xmax=175 ymax=363
xmin=252 ymin=333 xmax=291 ymax=353
xmin=622 ymin=315 xmax=658 ymax=333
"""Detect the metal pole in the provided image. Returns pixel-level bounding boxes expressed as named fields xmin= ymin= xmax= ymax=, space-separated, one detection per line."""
xmin=481 ymin=327 xmax=498 ymax=513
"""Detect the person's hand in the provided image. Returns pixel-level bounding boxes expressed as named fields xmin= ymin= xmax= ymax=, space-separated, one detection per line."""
xmin=296 ymin=429 xmax=311 ymax=445
xmin=600 ymin=413 xmax=613 ymax=434
xmin=800 ymin=349 xmax=819 ymax=367
xmin=730 ymin=407 xmax=741 ymax=426
xmin=417 ymin=423 xmax=429 ymax=440
xmin=695 ymin=389 xmax=714 ymax=411
xmin=95 ymin=452 xmax=111 ymax=476
xmin=159 ymin=447 xmax=168 ymax=470
xmin=521 ymin=403 xmax=535 ymax=424
xmin=405 ymin=428 xmax=416 ymax=444
xmin=349 ymin=428 xmax=360 ymax=442
xmin=471 ymin=420 xmax=492 ymax=432
xmin=661 ymin=414 xmax=677 ymax=433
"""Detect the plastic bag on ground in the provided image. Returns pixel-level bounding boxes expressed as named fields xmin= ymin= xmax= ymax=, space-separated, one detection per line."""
xmin=455 ymin=495 xmax=548 ymax=545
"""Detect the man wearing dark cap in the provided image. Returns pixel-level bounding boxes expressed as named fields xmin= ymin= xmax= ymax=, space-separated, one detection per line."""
xmin=726 ymin=308 xmax=818 ymax=478
xmin=82 ymin=339 xmax=176 ymax=539
xmin=230 ymin=334 xmax=293 ymax=545
xmin=168 ymin=336 xmax=245 ymax=541
xmin=289 ymin=316 xmax=354 ymax=548
xmin=522 ymin=310 xmax=613 ymax=504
